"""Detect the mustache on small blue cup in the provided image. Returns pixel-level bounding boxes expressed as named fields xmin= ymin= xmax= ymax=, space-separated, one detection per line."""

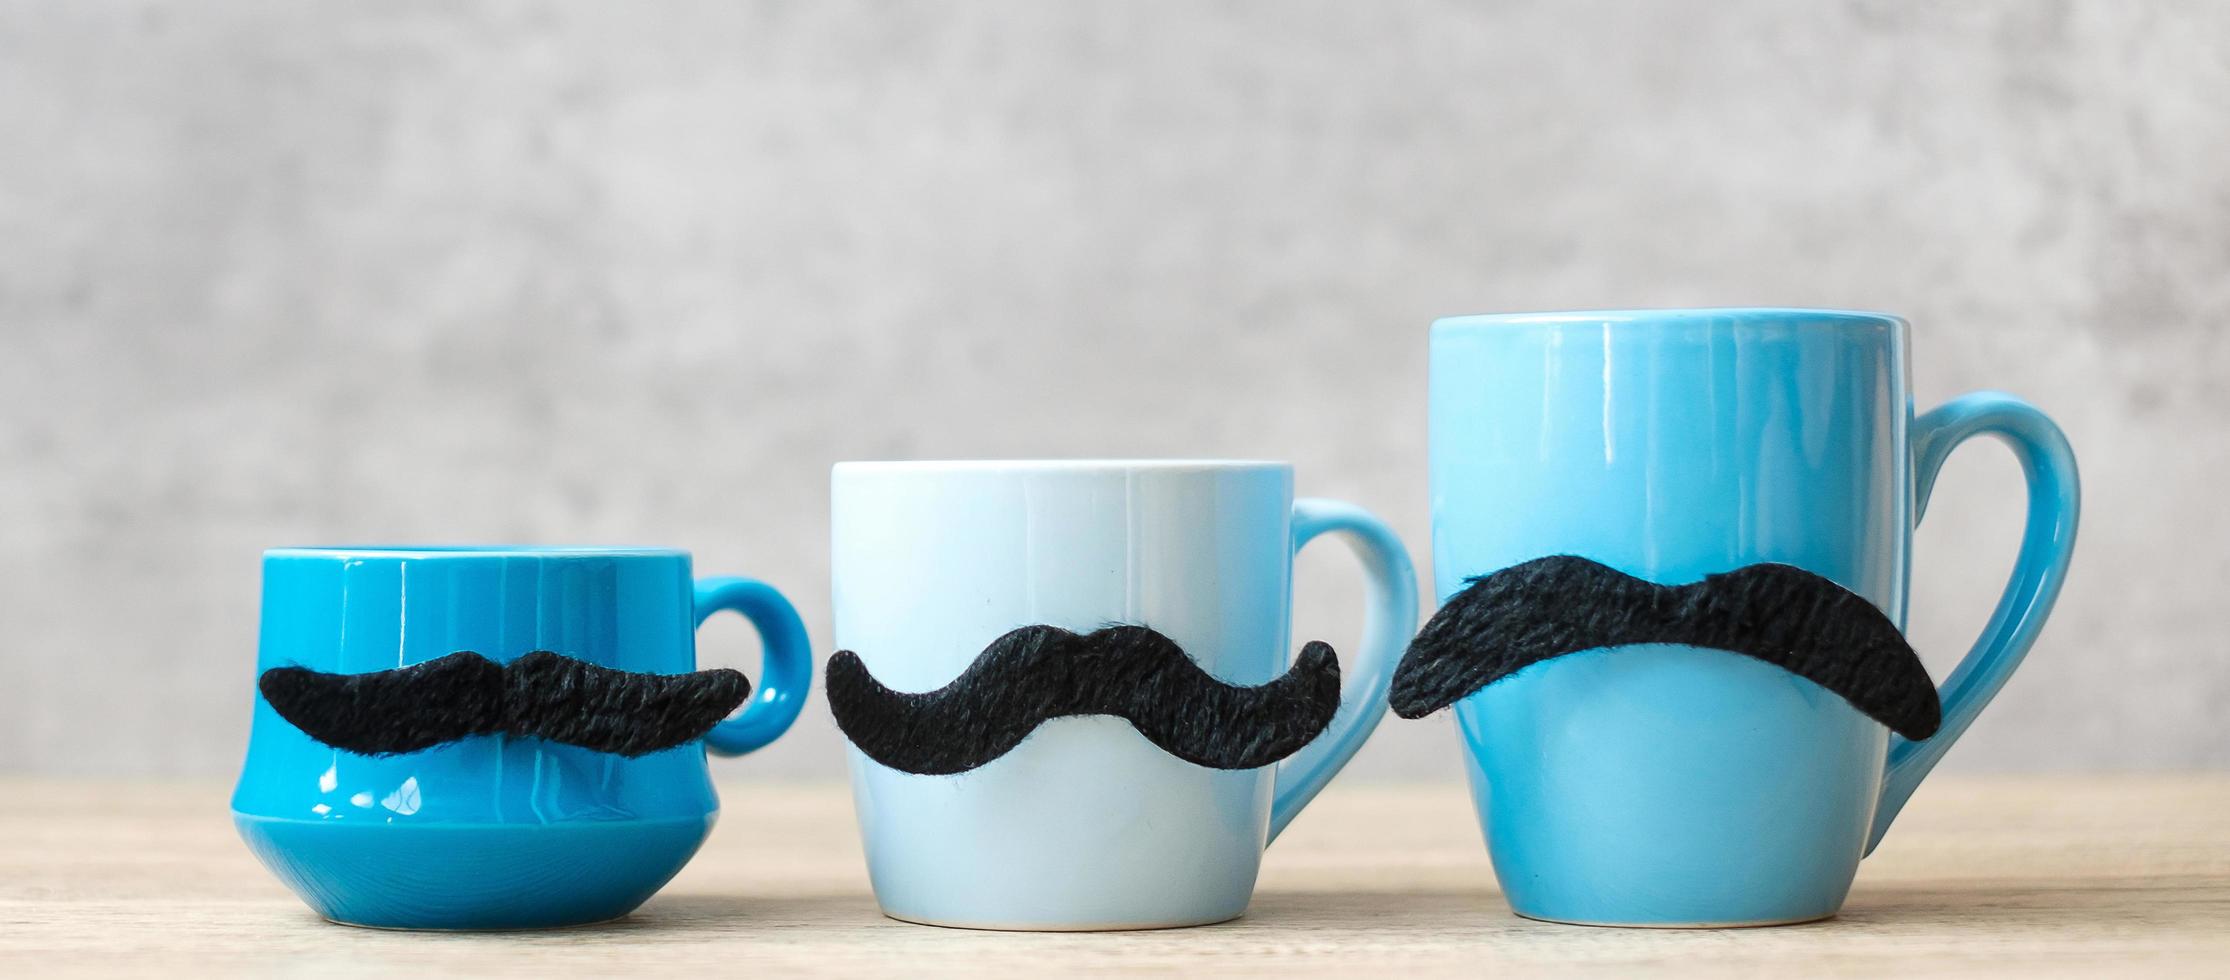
xmin=232 ymin=546 xmax=812 ymax=930
xmin=259 ymin=650 xmax=754 ymax=758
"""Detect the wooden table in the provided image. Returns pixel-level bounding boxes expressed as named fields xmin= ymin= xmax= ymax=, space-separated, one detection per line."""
xmin=3 ymin=776 xmax=2225 ymax=976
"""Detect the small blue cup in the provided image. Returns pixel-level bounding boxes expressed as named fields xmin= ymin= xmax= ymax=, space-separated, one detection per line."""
xmin=1429 ymin=309 xmax=2079 ymax=926
xmin=232 ymin=546 xmax=811 ymax=929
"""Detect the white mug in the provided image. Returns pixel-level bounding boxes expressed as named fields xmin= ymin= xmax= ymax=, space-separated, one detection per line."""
xmin=830 ymin=460 xmax=1418 ymax=930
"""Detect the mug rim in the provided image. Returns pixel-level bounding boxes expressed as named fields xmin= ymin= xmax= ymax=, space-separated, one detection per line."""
xmin=834 ymin=458 xmax=1290 ymax=476
xmin=263 ymin=545 xmax=688 ymax=560
xmin=1432 ymin=307 xmax=1905 ymax=333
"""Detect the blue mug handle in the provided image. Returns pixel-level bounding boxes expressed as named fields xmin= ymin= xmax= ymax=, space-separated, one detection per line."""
xmin=1269 ymin=498 xmax=1420 ymax=842
xmin=693 ymin=576 xmax=814 ymax=757
xmin=1866 ymin=392 xmax=2080 ymax=852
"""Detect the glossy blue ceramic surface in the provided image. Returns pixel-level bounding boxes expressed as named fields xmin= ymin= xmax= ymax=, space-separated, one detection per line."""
xmin=232 ymin=546 xmax=811 ymax=929
xmin=1429 ymin=309 xmax=2079 ymax=926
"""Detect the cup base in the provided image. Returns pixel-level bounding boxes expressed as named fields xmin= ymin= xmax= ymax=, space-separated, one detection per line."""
xmin=1512 ymin=909 xmax=1836 ymax=929
xmin=236 ymin=812 xmax=714 ymax=931
xmin=880 ymin=906 xmax=1246 ymax=932
xmin=319 ymin=911 xmax=632 ymax=932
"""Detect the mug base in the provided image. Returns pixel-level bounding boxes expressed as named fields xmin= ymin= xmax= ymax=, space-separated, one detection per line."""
xmin=880 ymin=906 xmax=1246 ymax=932
xmin=1513 ymin=909 xmax=1836 ymax=929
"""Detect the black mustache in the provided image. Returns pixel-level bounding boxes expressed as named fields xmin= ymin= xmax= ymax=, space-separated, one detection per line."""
xmin=1391 ymin=556 xmax=1940 ymax=739
xmin=826 ymin=624 xmax=1341 ymax=775
xmin=258 ymin=651 xmax=751 ymax=757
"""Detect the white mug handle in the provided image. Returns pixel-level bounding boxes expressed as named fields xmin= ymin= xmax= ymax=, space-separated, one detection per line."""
xmin=1269 ymin=498 xmax=1419 ymax=842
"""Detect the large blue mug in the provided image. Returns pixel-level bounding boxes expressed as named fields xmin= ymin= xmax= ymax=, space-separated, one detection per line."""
xmin=1428 ymin=309 xmax=2079 ymax=927
xmin=233 ymin=546 xmax=812 ymax=929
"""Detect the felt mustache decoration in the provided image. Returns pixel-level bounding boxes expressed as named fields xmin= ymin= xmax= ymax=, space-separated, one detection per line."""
xmin=826 ymin=624 xmax=1342 ymax=775
xmin=257 ymin=651 xmax=752 ymax=757
xmin=1391 ymin=556 xmax=1941 ymax=739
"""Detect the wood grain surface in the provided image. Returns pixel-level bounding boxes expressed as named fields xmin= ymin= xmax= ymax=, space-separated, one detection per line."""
xmin=2 ymin=776 xmax=2226 ymax=977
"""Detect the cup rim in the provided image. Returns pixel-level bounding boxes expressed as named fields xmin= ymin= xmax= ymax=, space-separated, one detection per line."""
xmin=833 ymin=458 xmax=1290 ymax=476
xmin=263 ymin=545 xmax=688 ymax=560
xmin=1431 ymin=307 xmax=1905 ymax=332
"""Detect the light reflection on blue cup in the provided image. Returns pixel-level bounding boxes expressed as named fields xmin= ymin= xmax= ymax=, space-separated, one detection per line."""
xmin=1428 ymin=309 xmax=2079 ymax=926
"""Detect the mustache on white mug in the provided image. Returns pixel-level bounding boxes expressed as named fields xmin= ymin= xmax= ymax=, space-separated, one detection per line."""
xmin=826 ymin=623 xmax=1342 ymax=775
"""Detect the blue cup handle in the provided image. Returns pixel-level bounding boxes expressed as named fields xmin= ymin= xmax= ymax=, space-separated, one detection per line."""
xmin=1269 ymin=498 xmax=1420 ymax=843
xmin=1866 ymin=392 xmax=2080 ymax=852
xmin=693 ymin=576 xmax=814 ymax=757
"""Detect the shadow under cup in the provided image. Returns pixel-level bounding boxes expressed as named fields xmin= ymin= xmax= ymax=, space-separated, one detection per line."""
xmin=232 ymin=547 xmax=727 ymax=930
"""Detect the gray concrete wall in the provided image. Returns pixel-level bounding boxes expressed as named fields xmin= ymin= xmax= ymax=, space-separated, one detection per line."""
xmin=3 ymin=1 xmax=2224 ymax=778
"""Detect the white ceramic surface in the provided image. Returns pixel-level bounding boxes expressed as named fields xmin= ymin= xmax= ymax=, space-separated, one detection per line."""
xmin=831 ymin=460 xmax=1416 ymax=930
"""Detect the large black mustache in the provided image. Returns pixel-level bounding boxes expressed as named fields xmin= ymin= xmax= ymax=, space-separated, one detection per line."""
xmin=826 ymin=625 xmax=1341 ymax=775
xmin=258 ymin=651 xmax=751 ymax=757
xmin=1391 ymin=556 xmax=1940 ymax=739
